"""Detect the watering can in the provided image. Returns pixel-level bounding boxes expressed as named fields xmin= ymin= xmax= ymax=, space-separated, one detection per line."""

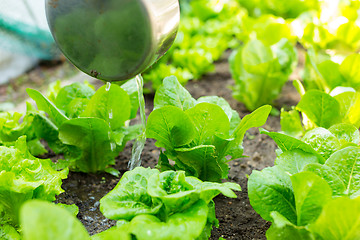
xmin=45 ymin=0 xmax=180 ymax=81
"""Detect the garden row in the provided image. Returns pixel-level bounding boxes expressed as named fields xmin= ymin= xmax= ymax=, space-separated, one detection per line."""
xmin=0 ymin=75 xmax=270 ymax=239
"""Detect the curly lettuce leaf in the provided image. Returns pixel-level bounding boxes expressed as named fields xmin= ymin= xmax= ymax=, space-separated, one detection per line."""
xmin=54 ymin=82 xmax=95 ymax=117
xmin=100 ymin=167 xmax=240 ymax=225
xmin=100 ymin=167 xmax=162 ymax=221
xmin=147 ymin=171 xmax=240 ymax=214
xmin=0 ymin=104 xmax=47 ymax=156
xmin=0 ymin=136 xmax=68 ymax=226
xmin=129 ymin=200 xmax=208 ymax=240
xmin=0 ymin=224 xmax=21 ymax=240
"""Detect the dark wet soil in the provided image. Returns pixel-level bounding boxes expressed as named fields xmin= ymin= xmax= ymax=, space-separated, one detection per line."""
xmin=52 ymin=51 xmax=301 ymax=239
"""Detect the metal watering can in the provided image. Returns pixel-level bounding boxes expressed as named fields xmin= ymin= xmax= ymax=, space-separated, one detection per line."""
xmin=45 ymin=0 xmax=180 ymax=81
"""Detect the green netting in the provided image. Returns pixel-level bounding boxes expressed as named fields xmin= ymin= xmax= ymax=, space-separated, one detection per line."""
xmin=0 ymin=0 xmax=58 ymax=60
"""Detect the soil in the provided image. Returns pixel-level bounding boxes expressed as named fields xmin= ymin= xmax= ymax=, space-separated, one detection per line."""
xmin=3 ymin=50 xmax=302 ymax=239
xmin=53 ymin=52 xmax=301 ymax=239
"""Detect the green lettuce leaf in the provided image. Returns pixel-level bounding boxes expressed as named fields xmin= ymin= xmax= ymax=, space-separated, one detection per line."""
xmin=148 ymin=77 xmax=271 ymax=182
xmin=146 ymin=106 xmax=196 ymax=150
xmin=260 ymin=129 xmax=324 ymax=163
xmin=291 ymin=172 xmax=332 ymax=226
xmin=280 ymin=108 xmax=304 ymax=137
xmin=147 ymin=171 xmax=240 ymax=214
xmin=296 ymin=90 xmax=341 ymax=129
xmin=275 ymin=150 xmax=320 ymax=175
xmin=153 ymin=76 xmax=196 ymax=111
xmin=0 ymin=224 xmax=21 ymax=240
xmin=301 ymin=128 xmax=341 ymax=159
xmin=81 ymin=84 xmax=131 ymax=130
xmin=100 ymin=167 xmax=162 ymax=221
xmin=0 ymin=137 xmax=68 ymax=226
xmin=26 ymin=88 xmax=68 ymax=127
xmin=248 ymin=166 xmax=296 ymax=223
xmin=54 ymin=82 xmax=95 ymax=116
xmin=21 ymin=200 xmax=90 ymax=240
xmin=325 ymin=146 xmax=360 ymax=198
xmin=309 ymin=196 xmax=360 ymax=240
xmin=128 ymin=200 xmax=208 ymax=240
xmin=59 ymin=117 xmax=118 ymax=174
xmin=266 ymin=212 xmax=315 ymax=240
xmin=331 ymin=88 xmax=360 ymax=128
xmin=328 ymin=123 xmax=360 ymax=146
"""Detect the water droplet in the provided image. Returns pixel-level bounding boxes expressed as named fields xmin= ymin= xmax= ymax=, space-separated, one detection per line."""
xmin=110 ymin=142 xmax=116 ymax=152
xmin=105 ymin=82 xmax=111 ymax=91
xmin=109 ymin=109 xmax=113 ymax=120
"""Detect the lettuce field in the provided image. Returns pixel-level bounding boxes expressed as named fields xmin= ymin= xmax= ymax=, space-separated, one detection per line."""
xmin=1 ymin=0 xmax=360 ymax=239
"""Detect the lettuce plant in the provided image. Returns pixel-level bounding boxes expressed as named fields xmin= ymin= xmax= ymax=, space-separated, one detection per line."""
xmin=281 ymin=81 xmax=360 ymax=135
xmin=303 ymin=50 xmax=360 ymax=93
xmin=146 ymin=76 xmax=271 ymax=182
xmin=26 ymin=81 xmax=140 ymax=175
xmin=229 ymin=38 xmax=297 ymax=111
xmin=100 ymin=167 xmax=240 ymax=240
xmin=248 ymin=123 xmax=360 ymax=239
xmin=0 ymin=103 xmax=49 ymax=156
xmin=0 ymin=136 xmax=68 ymax=227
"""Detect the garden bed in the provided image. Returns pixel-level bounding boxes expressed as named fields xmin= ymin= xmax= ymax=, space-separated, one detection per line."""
xmin=43 ymin=53 xmax=301 ymax=239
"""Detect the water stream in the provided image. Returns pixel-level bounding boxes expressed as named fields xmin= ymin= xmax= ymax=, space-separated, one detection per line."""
xmin=104 ymin=76 xmax=146 ymax=169
xmin=128 ymin=74 xmax=146 ymax=170
xmin=105 ymin=82 xmax=116 ymax=152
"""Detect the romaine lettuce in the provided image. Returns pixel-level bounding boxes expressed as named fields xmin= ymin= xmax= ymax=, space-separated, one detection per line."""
xmin=146 ymin=76 xmax=271 ymax=182
xmin=229 ymin=38 xmax=297 ymax=111
xmin=27 ymin=81 xmax=140 ymax=174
